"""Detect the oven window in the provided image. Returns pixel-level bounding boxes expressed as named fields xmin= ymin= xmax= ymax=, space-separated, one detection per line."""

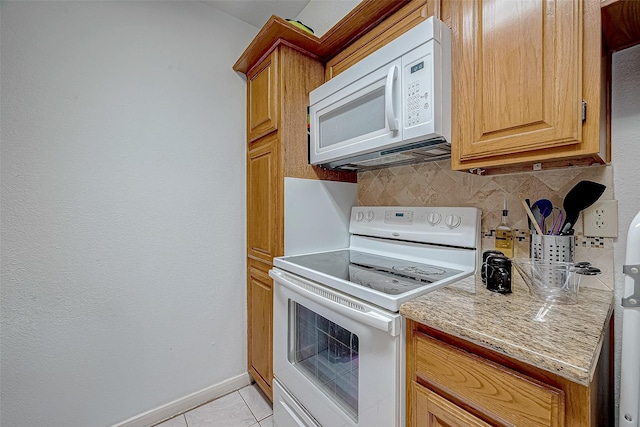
xmin=289 ymin=301 xmax=359 ymax=421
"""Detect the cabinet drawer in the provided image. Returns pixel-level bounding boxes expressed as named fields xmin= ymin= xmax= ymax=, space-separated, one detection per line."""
xmin=413 ymin=381 xmax=491 ymax=427
xmin=414 ymin=333 xmax=565 ymax=426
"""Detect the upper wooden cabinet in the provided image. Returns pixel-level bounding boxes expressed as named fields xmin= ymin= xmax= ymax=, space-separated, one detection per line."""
xmin=456 ymin=0 xmax=581 ymax=157
xmin=232 ymin=0 xmax=409 ymax=75
xmin=247 ymin=51 xmax=278 ymax=142
xmin=325 ymin=0 xmax=435 ymax=80
xmin=450 ymin=0 xmax=607 ymax=172
xmin=601 ymin=0 xmax=640 ymax=52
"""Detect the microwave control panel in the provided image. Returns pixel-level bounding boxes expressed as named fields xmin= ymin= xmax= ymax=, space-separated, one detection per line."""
xmin=402 ymin=40 xmax=434 ymax=129
xmin=404 ymin=52 xmax=433 ymax=128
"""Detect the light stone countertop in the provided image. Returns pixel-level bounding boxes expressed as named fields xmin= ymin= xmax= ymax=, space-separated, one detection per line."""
xmin=400 ymin=274 xmax=614 ymax=386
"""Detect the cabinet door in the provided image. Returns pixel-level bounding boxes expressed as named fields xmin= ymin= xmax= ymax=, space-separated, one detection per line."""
xmin=247 ymin=50 xmax=278 ymax=142
xmin=413 ymin=382 xmax=491 ymax=427
xmin=414 ymin=332 xmax=565 ymax=427
xmin=452 ymin=0 xmax=585 ymax=168
xmin=247 ymin=133 xmax=281 ymax=263
xmin=326 ymin=0 xmax=433 ymax=80
xmin=248 ymin=261 xmax=273 ymax=398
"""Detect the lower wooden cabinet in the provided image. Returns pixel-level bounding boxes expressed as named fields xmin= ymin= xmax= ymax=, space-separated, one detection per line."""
xmin=406 ymin=319 xmax=612 ymax=427
xmin=410 ymin=330 xmax=564 ymax=426
xmin=413 ymin=382 xmax=490 ymax=427
xmin=247 ymin=260 xmax=273 ymax=399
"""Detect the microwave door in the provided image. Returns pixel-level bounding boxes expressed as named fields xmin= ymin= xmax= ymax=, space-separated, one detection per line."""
xmin=310 ymin=59 xmax=402 ymax=165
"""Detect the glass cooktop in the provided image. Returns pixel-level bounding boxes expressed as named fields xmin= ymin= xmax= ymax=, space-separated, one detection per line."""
xmin=280 ymin=250 xmax=463 ymax=295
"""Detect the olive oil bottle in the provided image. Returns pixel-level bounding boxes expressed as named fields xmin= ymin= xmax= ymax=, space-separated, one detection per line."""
xmin=494 ymin=197 xmax=514 ymax=258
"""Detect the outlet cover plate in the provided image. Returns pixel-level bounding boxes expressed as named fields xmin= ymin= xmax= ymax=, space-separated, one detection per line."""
xmin=583 ymin=200 xmax=618 ymax=237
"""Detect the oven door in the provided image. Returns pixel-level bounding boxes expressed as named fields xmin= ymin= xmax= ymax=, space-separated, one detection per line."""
xmin=270 ymin=268 xmax=404 ymax=427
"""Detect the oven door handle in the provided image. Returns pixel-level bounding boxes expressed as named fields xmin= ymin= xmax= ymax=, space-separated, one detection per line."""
xmin=270 ymin=269 xmax=400 ymax=337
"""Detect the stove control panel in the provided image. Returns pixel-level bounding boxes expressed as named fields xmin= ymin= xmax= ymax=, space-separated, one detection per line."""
xmin=350 ymin=206 xmax=480 ymax=248
xmin=384 ymin=210 xmax=414 ymax=225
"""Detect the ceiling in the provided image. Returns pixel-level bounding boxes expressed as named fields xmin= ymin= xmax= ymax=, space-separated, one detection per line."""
xmin=204 ymin=0 xmax=312 ymax=28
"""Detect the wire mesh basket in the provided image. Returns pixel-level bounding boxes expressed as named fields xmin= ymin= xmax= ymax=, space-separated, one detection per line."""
xmin=531 ymin=234 xmax=575 ymax=263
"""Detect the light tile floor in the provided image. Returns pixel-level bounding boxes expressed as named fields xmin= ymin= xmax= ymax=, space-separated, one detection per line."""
xmin=155 ymin=384 xmax=273 ymax=427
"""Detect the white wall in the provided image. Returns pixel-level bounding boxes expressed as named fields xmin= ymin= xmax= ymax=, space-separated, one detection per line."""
xmin=0 ymin=2 xmax=257 ymax=426
xmin=295 ymin=0 xmax=362 ymax=37
xmin=612 ymin=43 xmax=640 ymax=423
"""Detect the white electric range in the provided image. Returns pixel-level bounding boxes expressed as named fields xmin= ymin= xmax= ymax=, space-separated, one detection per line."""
xmin=269 ymin=206 xmax=480 ymax=427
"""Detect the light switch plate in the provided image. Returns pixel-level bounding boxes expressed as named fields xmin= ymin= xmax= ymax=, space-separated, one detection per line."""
xmin=583 ymin=200 xmax=618 ymax=237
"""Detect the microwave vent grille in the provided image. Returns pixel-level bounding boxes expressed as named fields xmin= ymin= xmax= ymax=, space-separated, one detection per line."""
xmin=322 ymin=138 xmax=450 ymax=172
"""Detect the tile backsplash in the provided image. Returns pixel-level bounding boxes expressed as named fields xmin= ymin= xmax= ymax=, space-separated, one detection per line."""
xmin=357 ymin=160 xmax=615 ymax=289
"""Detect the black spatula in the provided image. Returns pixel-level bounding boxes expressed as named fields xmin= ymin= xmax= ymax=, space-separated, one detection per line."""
xmin=559 ymin=180 xmax=607 ymax=235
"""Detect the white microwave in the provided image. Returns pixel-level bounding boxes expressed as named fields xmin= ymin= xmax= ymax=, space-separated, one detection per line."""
xmin=309 ymin=17 xmax=451 ymax=171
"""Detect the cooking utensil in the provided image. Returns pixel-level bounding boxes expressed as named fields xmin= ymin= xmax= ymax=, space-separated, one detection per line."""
xmin=532 ymin=199 xmax=553 ymax=233
xmin=530 ymin=203 xmax=543 ymax=232
xmin=522 ymin=199 xmax=543 ymax=235
xmin=549 ymin=207 xmax=564 ymax=235
xmin=559 ymin=181 xmax=607 ymax=235
xmin=525 ymin=198 xmax=534 ymax=232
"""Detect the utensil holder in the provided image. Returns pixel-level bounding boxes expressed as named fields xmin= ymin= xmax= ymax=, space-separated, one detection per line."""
xmin=531 ymin=234 xmax=575 ymax=263
xmin=530 ymin=235 xmax=575 ymax=292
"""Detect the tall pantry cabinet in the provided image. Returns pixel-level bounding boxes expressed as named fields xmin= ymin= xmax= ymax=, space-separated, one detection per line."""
xmin=241 ymin=44 xmax=355 ymax=400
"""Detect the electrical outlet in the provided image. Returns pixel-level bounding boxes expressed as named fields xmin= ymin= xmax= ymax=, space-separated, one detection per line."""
xmin=583 ymin=200 xmax=618 ymax=237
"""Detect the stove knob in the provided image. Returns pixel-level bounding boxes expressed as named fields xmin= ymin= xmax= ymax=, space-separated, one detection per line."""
xmin=356 ymin=211 xmax=364 ymax=222
xmin=445 ymin=214 xmax=462 ymax=229
xmin=427 ymin=212 xmax=442 ymax=225
xmin=366 ymin=210 xmax=375 ymax=221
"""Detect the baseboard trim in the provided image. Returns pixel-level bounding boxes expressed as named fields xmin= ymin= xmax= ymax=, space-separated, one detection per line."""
xmin=111 ymin=372 xmax=252 ymax=427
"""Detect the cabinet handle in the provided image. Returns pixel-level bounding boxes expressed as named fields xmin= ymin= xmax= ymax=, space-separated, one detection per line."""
xmin=385 ymin=65 xmax=399 ymax=132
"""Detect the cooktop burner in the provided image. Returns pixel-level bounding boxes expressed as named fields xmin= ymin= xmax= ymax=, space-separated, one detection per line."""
xmin=279 ymin=249 xmax=463 ymax=296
